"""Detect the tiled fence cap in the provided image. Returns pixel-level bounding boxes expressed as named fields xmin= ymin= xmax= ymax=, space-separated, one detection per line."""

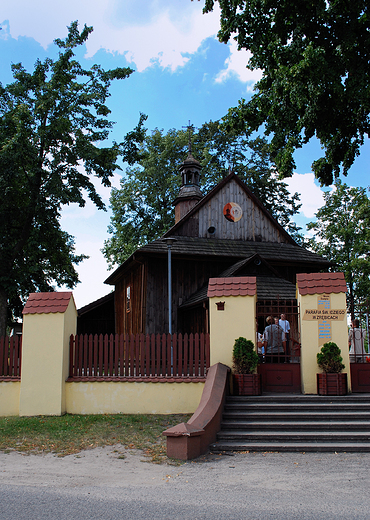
xmin=23 ymin=292 xmax=74 ymax=314
xmin=296 ymin=272 xmax=347 ymax=295
xmin=207 ymin=276 xmax=257 ymax=297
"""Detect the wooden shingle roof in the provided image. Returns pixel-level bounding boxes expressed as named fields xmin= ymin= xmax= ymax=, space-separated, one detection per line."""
xmin=181 ymin=274 xmax=297 ymax=309
xmin=105 ymin=237 xmax=330 ymax=285
xmin=256 ymin=276 xmax=297 ymax=299
xmin=139 ymin=237 xmax=329 ymax=263
xmin=77 ymin=292 xmax=114 ymax=316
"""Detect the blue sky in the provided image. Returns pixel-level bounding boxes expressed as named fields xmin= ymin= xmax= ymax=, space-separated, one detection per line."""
xmin=1 ymin=1 xmax=369 ymax=308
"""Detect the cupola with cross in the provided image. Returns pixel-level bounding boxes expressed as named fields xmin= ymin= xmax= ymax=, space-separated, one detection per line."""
xmin=173 ymin=122 xmax=203 ymax=223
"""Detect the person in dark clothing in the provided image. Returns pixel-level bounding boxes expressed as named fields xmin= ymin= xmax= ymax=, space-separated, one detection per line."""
xmin=264 ymin=316 xmax=286 ymax=363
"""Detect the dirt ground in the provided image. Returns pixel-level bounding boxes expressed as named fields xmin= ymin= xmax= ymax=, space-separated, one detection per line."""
xmin=0 ymin=445 xmax=173 ymax=488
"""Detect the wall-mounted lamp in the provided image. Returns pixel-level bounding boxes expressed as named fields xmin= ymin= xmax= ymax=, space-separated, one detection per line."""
xmin=216 ymin=301 xmax=225 ymax=311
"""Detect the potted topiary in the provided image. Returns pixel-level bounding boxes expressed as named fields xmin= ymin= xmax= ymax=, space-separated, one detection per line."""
xmin=317 ymin=342 xmax=347 ymax=395
xmin=232 ymin=337 xmax=261 ymax=395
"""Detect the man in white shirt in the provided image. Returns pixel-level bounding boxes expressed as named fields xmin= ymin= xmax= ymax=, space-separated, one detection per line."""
xmin=279 ymin=313 xmax=290 ymax=359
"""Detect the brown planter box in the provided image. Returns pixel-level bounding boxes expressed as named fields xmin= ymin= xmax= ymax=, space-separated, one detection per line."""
xmin=317 ymin=373 xmax=347 ymax=395
xmin=234 ymin=373 xmax=261 ymax=395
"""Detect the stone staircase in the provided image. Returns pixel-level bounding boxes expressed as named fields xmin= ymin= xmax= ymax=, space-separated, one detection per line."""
xmin=210 ymin=394 xmax=370 ymax=453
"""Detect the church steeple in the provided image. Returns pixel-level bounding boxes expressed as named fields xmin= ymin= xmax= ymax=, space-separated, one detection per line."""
xmin=173 ymin=122 xmax=203 ymax=224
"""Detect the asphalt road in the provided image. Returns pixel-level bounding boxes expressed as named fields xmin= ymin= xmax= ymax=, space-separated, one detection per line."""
xmin=1 ymin=447 xmax=369 ymax=519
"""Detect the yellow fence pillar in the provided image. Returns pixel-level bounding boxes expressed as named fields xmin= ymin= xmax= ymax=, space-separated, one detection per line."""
xmin=19 ymin=292 xmax=77 ymax=416
xmin=297 ymin=273 xmax=350 ymax=394
xmin=208 ymin=277 xmax=257 ymax=368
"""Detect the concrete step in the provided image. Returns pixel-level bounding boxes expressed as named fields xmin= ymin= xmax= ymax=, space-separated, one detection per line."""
xmin=216 ymin=430 xmax=370 ymax=442
xmin=212 ymin=394 xmax=370 ymax=453
xmin=210 ymin=441 xmax=370 ymax=453
xmin=220 ymin=420 xmax=370 ymax=431
xmin=224 ymin=403 xmax=370 ymax=413
xmin=225 ymin=395 xmax=370 ymax=403
xmin=223 ymin=411 xmax=370 ymax=421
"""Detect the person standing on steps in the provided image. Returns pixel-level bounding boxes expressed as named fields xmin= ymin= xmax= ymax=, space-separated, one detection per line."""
xmin=279 ymin=313 xmax=290 ymax=362
xmin=256 ymin=319 xmax=265 ymax=362
xmin=264 ymin=316 xmax=285 ymax=363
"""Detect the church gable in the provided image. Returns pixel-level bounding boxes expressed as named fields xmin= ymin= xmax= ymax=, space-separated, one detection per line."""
xmin=168 ymin=174 xmax=293 ymax=244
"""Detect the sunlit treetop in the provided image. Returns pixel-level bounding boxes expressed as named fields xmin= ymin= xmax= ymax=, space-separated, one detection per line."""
xmin=203 ymin=0 xmax=370 ymax=185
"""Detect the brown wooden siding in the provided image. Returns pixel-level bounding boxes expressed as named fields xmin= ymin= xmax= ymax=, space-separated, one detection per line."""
xmin=177 ymin=214 xmax=199 ymax=236
xmin=145 ymin=256 xmax=231 ymax=335
xmin=77 ymin=297 xmax=115 ymax=335
xmin=115 ymin=261 xmax=146 ymax=335
xmin=178 ymin=304 xmax=208 ymax=335
xmin=114 ymin=254 xmax=318 ymax=337
xmin=145 ymin=257 xmax=168 ymax=334
xmin=174 ymin=178 xmax=289 ymax=243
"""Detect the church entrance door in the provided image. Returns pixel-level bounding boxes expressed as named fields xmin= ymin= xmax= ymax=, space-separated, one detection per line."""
xmin=256 ymin=299 xmax=301 ymax=393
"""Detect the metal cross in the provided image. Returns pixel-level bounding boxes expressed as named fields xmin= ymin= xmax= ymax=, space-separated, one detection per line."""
xmin=182 ymin=121 xmax=196 ymax=155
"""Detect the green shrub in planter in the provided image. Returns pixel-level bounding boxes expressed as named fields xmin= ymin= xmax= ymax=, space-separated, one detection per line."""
xmin=232 ymin=337 xmax=259 ymax=374
xmin=317 ymin=342 xmax=345 ymax=373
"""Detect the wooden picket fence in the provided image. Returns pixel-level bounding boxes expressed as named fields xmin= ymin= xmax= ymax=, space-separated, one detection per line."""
xmin=68 ymin=333 xmax=210 ymax=381
xmin=0 ymin=335 xmax=22 ymax=380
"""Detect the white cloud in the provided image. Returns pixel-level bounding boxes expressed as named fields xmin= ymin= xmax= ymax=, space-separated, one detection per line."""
xmin=61 ymin=169 xmax=121 ymax=222
xmin=87 ymin=8 xmax=221 ymax=72
xmin=60 ymin=203 xmax=114 ymax=309
xmin=2 ymin=0 xmax=221 ymax=72
xmin=285 ymin=172 xmax=326 ymax=219
xmin=1 ymin=0 xmax=106 ymax=49
xmin=215 ymin=39 xmax=263 ymax=87
xmin=68 ymin=238 xmax=112 ymax=309
xmin=58 ymin=228 xmax=112 ymax=308
xmin=58 ymin=168 xmax=123 ymax=306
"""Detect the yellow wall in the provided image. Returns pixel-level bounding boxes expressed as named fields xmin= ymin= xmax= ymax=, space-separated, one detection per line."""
xmin=1 ymin=284 xmax=355 ymax=418
xmin=19 ymin=298 xmax=77 ymax=416
xmin=62 ymin=299 xmax=77 ymax=411
xmin=209 ymin=294 xmax=256 ymax=368
xmin=298 ymin=291 xmax=350 ymax=394
xmin=0 ymin=382 xmax=21 ymax=416
xmin=65 ymin=381 xmax=204 ymax=415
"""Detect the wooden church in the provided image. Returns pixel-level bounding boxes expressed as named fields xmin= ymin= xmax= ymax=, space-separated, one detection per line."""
xmin=103 ymin=152 xmax=330 ymax=337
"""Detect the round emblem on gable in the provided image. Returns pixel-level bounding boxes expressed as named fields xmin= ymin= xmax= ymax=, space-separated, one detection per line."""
xmin=223 ymin=202 xmax=243 ymax=222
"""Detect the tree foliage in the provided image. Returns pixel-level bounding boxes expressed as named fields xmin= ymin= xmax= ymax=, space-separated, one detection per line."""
xmin=307 ymin=181 xmax=370 ymax=320
xmin=0 ymin=21 xmax=145 ymax=336
xmin=203 ymin=0 xmax=370 ymax=186
xmin=103 ymin=123 xmax=302 ymax=268
xmin=104 ymin=128 xmax=184 ymax=264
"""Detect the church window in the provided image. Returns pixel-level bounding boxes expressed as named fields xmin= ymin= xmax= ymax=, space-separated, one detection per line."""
xmin=126 ymin=285 xmax=131 ymax=313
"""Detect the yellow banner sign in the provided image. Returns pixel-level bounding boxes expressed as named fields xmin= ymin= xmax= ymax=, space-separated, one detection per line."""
xmin=303 ymin=309 xmax=346 ymax=321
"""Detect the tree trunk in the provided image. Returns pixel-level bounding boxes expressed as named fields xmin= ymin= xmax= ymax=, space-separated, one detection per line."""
xmin=0 ymin=286 xmax=8 ymax=338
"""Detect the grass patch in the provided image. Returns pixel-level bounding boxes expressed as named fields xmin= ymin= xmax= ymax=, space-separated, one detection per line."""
xmin=0 ymin=414 xmax=190 ymax=463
